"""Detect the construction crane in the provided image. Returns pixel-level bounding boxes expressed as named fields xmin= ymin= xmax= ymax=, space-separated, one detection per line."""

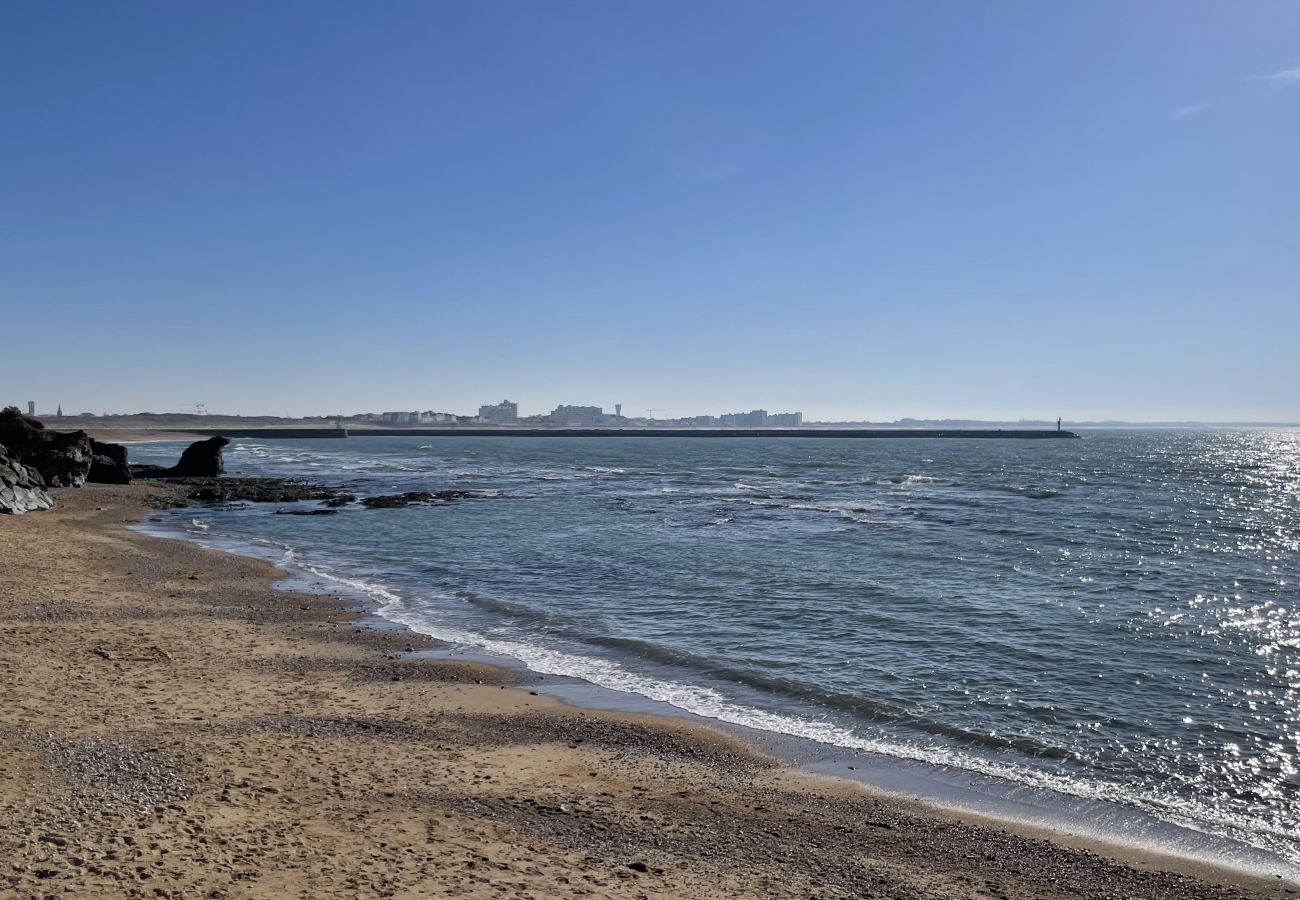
xmin=194 ymin=402 xmax=207 ymax=416
xmin=646 ymin=408 xmax=664 ymax=420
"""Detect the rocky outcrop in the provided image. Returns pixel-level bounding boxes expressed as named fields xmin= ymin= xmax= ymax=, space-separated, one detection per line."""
xmin=171 ymin=436 xmax=230 ymax=477
xmin=89 ymin=440 xmax=132 ymax=484
xmin=163 ymin=477 xmax=347 ymax=505
xmin=0 ymin=445 xmax=53 ymax=514
xmin=0 ymin=407 xmax=94 ymax=488
xmin=359 ymin=489 xmax=483 ymax=509
xmin=132 ymin=436 xmax=230 ymax=479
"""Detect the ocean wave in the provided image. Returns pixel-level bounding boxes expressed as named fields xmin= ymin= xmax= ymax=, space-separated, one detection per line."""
xmin=347 ymin=574 xmax=1300 ymax=869
xmin=134 ymin=431 xmax=1300 ymax=874
xmin=994 ymin=485 xmax=1062 ymax=499
xmin=723 ymin=497 xmax=885 ymax=524
xmin=137 ymin=515 xmax=1300 ymax=872
xmin=888 ymin=474 xmax=943 ymax=485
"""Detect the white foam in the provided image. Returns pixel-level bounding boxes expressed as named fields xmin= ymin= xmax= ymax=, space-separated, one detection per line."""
xmin=137 ymin=517 xmax=1300 ymax=874
xmin=284 ymin=560 xmax=1299 ymax=868
xmin=892 ymin=474 xmax=941 ymax=485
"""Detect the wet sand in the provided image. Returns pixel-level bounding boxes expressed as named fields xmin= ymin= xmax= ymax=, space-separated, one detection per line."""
xmin=1 ymin=483 xmax=1294 ymax=899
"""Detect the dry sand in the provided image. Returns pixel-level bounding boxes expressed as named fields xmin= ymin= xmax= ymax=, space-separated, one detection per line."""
xmin=1 ymin=484 xmax=1295 ymax=899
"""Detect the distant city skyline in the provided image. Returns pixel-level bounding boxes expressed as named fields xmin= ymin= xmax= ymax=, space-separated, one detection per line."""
xmin=3 ymin=3 xmax=1299 ymax=421
xmin=16 ymin=398 xmax=1299 ymax=428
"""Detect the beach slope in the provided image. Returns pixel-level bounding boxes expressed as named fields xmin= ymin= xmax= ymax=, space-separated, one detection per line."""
xmin=0 ymin=484 xmax=1291 ymax=899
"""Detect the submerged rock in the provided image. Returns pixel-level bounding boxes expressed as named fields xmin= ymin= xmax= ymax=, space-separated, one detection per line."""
xmin=175 ymin=477 xmax=345 ymax=504
xmin=135 ymin=476 xmax=349 ymax=507
xmin=360 ymin=491 xmax=435 ymax=509
xmin=320 ymin=493 xmax=356 ymax=508
xmin=359 ymin=489 xmax=482 ymax=509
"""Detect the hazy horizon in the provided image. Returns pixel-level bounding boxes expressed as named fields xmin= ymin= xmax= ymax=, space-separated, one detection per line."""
xmin=22 ymin=404 xmax=1300 ymax=427
xmin=4 ymin=2 xmax=1298 ymax=421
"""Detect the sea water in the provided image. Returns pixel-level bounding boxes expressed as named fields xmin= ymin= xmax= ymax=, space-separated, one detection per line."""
xmin=131 ymin=430 xmax=1300 ymax=867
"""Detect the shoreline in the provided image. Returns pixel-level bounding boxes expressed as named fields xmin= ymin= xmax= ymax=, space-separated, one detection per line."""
xmin=139 ymin=510 xmax=1300 ymax=883
xmin=2 ymin=484 xmax=1295 ymax=898
xmin=139 ymin=508 xmax=1300 ymax=884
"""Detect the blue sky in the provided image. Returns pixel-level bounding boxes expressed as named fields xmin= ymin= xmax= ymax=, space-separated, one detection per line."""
xmin=2 ymin=1 xmax=1298 ymax=421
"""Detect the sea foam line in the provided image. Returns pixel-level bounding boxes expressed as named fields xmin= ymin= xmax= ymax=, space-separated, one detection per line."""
xmin=287 ymin=556 xmax=1299 ymax=870
xmin=136 ymin=516 xmax=1300 ymax=873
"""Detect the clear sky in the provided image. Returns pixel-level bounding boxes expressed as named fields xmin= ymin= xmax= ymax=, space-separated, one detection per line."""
xmin=2 ymin=1 xmax=1298 ymax=421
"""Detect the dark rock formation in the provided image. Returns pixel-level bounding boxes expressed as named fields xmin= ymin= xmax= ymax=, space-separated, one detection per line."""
xmin=320 ymin=493 xmax=356 ymax=508
xmin=131 ymin=435 xmax=230 ymax=479
xmin=0 ymin=445 xmax=53 ymax=514
xmin=164 ymin=477 xmax=348 ymax=505
xmin=170 ymin=436 xmax=230 ymax=477
xmin=88 ymin=440 xmax=132 ymax=484
xmin=359 ymin=489 xmax=482 ymax=509
xmin=273 ymin=508 xmax=339 ymax=516
xmin=360 ymin=491 xmax=436 ymax=509
xmin=0 ymin=407 xmax=95 ymax=488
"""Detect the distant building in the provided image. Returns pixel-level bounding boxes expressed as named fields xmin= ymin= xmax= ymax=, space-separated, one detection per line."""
xmin=381 ymin=411 xmax=420 ymax=424
xmin=614 ymin=404 xmax=622 ymax=418
xmin=478 ymin=400 xmax=519 ymax=425
xmin=549 ymin=404 xmax=603 ymax=426
xmin=419 ymin=411 xmax=458 ymax=425
xmin=27 ymin=401 xmax=34 ymax=416
xmin=768 ymin=412 xmax=803 ymax=427
xmin=720 ymin=409 xmax=768 ymax=427
xmin=56 ymin=404 xmax=62 ymax=417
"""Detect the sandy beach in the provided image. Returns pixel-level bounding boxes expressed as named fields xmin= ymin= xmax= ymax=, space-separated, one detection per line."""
xmin=1 ymin=483 xmax=1294 ymax=899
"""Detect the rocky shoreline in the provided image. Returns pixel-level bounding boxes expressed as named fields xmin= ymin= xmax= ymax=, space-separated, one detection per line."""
xmin=1 ymin=410 xmax=502 ymax=516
